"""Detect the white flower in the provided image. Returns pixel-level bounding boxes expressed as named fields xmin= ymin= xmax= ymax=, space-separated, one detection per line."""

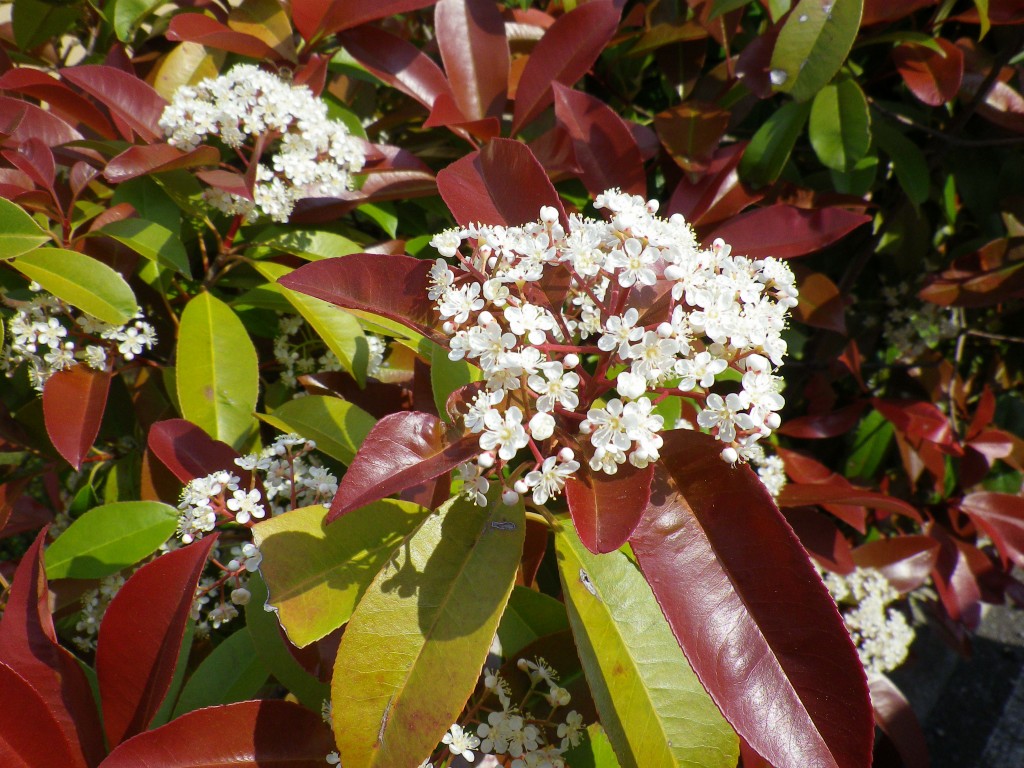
xmin=616 ymin=371 xmax=647 ymax=400
xmin=583 ymin=399 xmax=635 ymax=453
xmin=527 ymin=364 xmax=580 ymax=413
xmin=525 ymin=454 xmax=580 ymax=504
xmin=442 ymin=724 xmax=481 ymax=762
xmin=606 ymin=237 xmax=658 ymax=287
xmin=697 ymin=392 xmax=750 ymax=444
xmin=597 ymin=307 xmax=643 ymax=359
xmin=480 ymin=406 xmax=529 ymax=461
xmin=529 ymin=411 xmax=556 ymax=441
xmin=504 ymin=303 xmax=555 ymax=345
xmin=226 ymin=488 xmax=266 ymax=524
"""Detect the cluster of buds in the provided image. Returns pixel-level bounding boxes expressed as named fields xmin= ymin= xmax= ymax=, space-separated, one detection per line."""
xmin=2 ymin=285 xmax=156 ymax=390
xmin=429 ymin=188 xmax=797 ymax=507
xmin=160 ymin=64 xmax=365 ymax=223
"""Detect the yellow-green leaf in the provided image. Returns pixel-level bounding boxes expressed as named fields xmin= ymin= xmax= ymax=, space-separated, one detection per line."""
xmin=769 ymin=0 xmax=864 ymax=102
xmin=0 ymin=197 xmax=50 ymax=259
xmin=148 ymin=42 xmax=225 ymax=101
xmin=809 ymin=79 xmax=871 ymax=171
xmin=738 ymin=100 xmax=811 ymax=188
xmin=177 ymin=292 xmax=259 ymax=451
xmin=101 ymin=218 xmax=192 ymax=277
xmin=253 ymin=501 xmax=429 ymax=647
xmin=556 ymin=525 xmax=739 ymax=768
xmin=332 ymin=492 xmax=524 ymax=768
xmin=287 ymin=290 xmax=370 ymax=386
xmin=15 ymin=248 xmax=138 ymax=325
xmin=258 ymin=395 xmax=375 ymax=465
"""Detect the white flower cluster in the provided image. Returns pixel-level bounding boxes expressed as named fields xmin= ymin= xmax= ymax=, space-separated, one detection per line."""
xmin=433 ymin=658 xmax=585 ymax=767
xmin=880 ymin=282 xmax=959 ymax=362
xmin=2 ymin=286 xmax=156 ymax=390
xmin=159 ymin=64 xmax=365 ymax=223
xmin=73 ymin=573 xmax=126 ymax=652
xmin=186 ymin=541 xmax=263 ymax=635
xmin=746 ymin=443 xmax=787 ymax=498
xmin=821 ymin=566 xmax=915 ymax=675
xmin=274 ymin=313 xmax=385 ymax=390
xmin=175 ymin=433 xmax=338 ymax=543
xmin=430 ymin=189 xmax=797 ymax=505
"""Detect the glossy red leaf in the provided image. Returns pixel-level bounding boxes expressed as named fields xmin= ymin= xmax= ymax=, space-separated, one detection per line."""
xmin=437 ymin=138 xmax=567 ymax=228
xmin=868 ymin=674 xmax=930 ymax=768
xmin=655 ymin=101 xmax=731 ymax=173
xmin=871 ymin=398 xmax=957 ymax=449
xmin=0 ymin=530 xmax=105 ymax=767
xmin=0 ymin=69 xmax=117 ymax=139
xmin=0 ymin=478 xmax=29 ymax=532
xmin=791 ymin=268 xmax=846 ymax=334
xmin=960 ymin=492 xmax=1024 ymax=569
xmin=167 ymin=13 xmax=280 ymax=59
xmin=0 ymin=662 xmax=82 ymax=768
xmin=862 ymin=0 xmax=938 ymax=26
xmin=778 ymin=482 xmax=868 ymax=532
xmin=630 ymin=429 xmax=873 ymax=768
xmin=338 ymin=26 xmax=454 ymax=111
xmin=292 ymin=0 xmax=438 ymax=43
xmin=0 ymin=96 xmax=84 ymax=148
xmin=196 ymin=169 xmax=252 ymax=199
xmin=703 ymin=204 xmax=871 ymax=259
xmin=667 ymin=143 xmax=762 ymax=228
xmin=104 ymin=144 xmax=219 ymax=183
xmin=893 ymin=39 xmax=963 ymax=107
xmin=60 ymin=65 xmax=167 ymax=143
xmin=511 ymin=0 xmax=620 ymax=134
xmin=102 ymin=700 xmax=336 ymax=767
xmin=782 ymin=506 xmax=855 ymax=574
xmin=553 ymin=83 xmax=645 ymax=197
xmin=278 ymin=254 xmax=446 ymax=346
xmin=327 ymin=411 xmax=478 ymax=520
xmin=148 ymin=419 xmax=247 ymax=484
xmin=435 ymin=0 xmax=509 ymax=121
xmin=4 ymin=138 xmax=55 ymax=193
xmin=97 ymin=535 xmax=218 ymax=748
xmin=43 ymin=366 xmax=111 ymax=471
xmin=930 ymin=527 xmax=982 ymax=630
xmin=777 ymin=482 xmax=922 ymax=523
xmin=777 ymin=400 xmax=867 ymax=439
xmin=564 ymin=462 xmax=653 ymax=554
xmin=852 ymin=536 xmax=940 ymax=593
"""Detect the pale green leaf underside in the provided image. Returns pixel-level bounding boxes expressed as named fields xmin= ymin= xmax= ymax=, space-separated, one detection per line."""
xmin=258 ymin=395 xmax=375 ymax=466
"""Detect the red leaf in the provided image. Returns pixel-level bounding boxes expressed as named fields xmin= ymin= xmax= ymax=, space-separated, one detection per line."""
xmin=511 ymin=0 xmax=620 ymax=134
xmin=960 ymin=492 xmax=1024 ymax=569
xmin=852 ymin=536 xmax=940 ymax=593
xmin=654 ymin=101 xmax=731 ymax=173
xmin=872 ymin=398 xmax=958 ymax=450
xmin=782 ymin=506 xmax=855 ymax=574
xmin=564 ymin=462 xmax=654 ymax=554
xmin=4 ymin=138 xmax=55 ymax=193
xmin=437 ymin=138 xmax=567 ymax=228
xmin=102 ymin=700 xmax=336 ymax=767
xmin=166 ymin=13 xmax=280 ymax=59
xmin=0 ymin=96 xmax=84 ymax=148
xmin=104 ymin=144 xmax=219 ymax=183
xmin=893 ymin=39 xmax=963 ymax=107
xmin=42 ymin=366 xmax=111 ymax=471
xmin=0 ymin=69 xmax=117 ymax=139
xmin=0 ymin=530 xmax=105 ymax=767
xmin=327 ymin=411 xmax=479 ymax=520
xmin=97 ymin=536 xmax=218 ymax=748
xmin=196 ymin=169 xmax=252 ymax=199
xmin=435 ymin=0 xmax=509 ymax=121
xmin=703 ymin=204 xmax=871 ymax=259
xmin=666 ymin=142 xmax=762 ymax=228
xmin=630 ymin=430 xmax=873 ymax=768
xmin=60 ymin=65 xmax=167 ymax=143
xmin=777 ymin=400 xmax=867 ymax=439
xmin=868 ymin=674 xmax=930 ymax=768
xmin=930 ymin=527 xmax=982 ymax=630
xmin=777 ymin=483 xmax=922 ymax=524
xmin=0 ymin=662 xmax=82 ymax=768
xmin=338 ymin=26 xmax=455 ymax=111
xmin=278 ymin=254 xmax=446 ymax=346
xmin=0 ymin=478 xmax=29 ymax=533
xmin=293 ymin=0 xmax=438 ymax=43
xmin=862 ymin=0 xmax=938 ymax=26
xmin=790 ymin=268 xmax=846 ymax=334
xmin=553 ymin=84 xmax=646 ymax=197
xmin=148 ymin=419 xmax=246 ymax=484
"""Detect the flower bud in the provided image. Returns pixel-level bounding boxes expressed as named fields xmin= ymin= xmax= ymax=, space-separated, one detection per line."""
xmin=513 ymin=479 xmax=529 ymax=495
xmin=558 ymin=447 xmax=575 ymax=462
xmin=562 ymin=353 xmax=580 ymax=369
xmin=478 ymin=452 xmax=495 ymax=469
xmin=230 ymin=588 xmax=251 ymax=605
xmin=720 ymin=446 xmax=739 ymax=464
xmin=502 ymin=490 xmax=520 ymax=506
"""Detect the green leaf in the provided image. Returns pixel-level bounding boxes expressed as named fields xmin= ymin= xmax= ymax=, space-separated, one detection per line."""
xmin=44 ymin=501 xmax=178 ymax=580
xmin=176 ymin=292 xmax=260 ymax=451
xmin=111 ymin=176 xmax=182 ymax=233
xmin=149 ymin=620 xmax=195 ymax=729
xmin=497 ymin=585 xmax=569 ymax=658
xmin=708 ymin=0 xmax=753 ymax=20
xmin=12 ymin=0 xmax=79 ymax=50
xmin=769 ymin=0 xmax=864 ymax=102
xmin=566 ymin=724 xmax=624 ymax=768
xmin=112 ymin=0 xmax=164 ymax=41
xmin=332 ymin=492 xmax=525 ymax=768
xmin=844 ymin=409 xmax=894 ymax=481
xmin=245 ymin=572 xmax=330 ymax=709
xmin=253 ymin=501 xmax=429 ymax=648
xmin=0 ymin=197 xmax=50 ymax=259
xmin=287 ymin=291 xmax=370 ymax=387
xmin=809 ymin=79 xmax=871 ymax=171
xmin=431 ymin=345 xmax=482 ymax=422
xmin=100 ymin=219 xmax=192 ymax=277
xmin=974 ymin=0 xmax=990 ymax=39
xmin=258 ymin=395 xmax=375 ymax=465
xmin=172 ymin=627 xmax=269 ymax=717
xmin=252 ymin=228 xmax=362 ymax=261
xmin=739 ymin=100 xmax=812 ymax=188
xmin=14 ymin=248 xmax=138 ymax=325
xmin=555 ymin=525 xmax=739 ymax=768
xmin=872 ymin=117 xmax=929 ymax=205
xmin=356 ymin=202 xmax=398 ymax=238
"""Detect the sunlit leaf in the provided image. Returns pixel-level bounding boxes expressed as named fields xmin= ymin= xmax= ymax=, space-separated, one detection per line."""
xmin=258 ymin=395 xmax=375 ymax=466
xmin=809 ymin=79 xmax=871 ymax=171
xmin=14 ymin=248 xmax=138 ymax=325
xmin=435 ymin=0 xmax=509 ymax=121
xmin=331 ymin=492 xmax=524 ymax=767
xmin=101 ymin=218 xmax=192 ymax=277
xmin=0 ymin=197 xmax=50 ymax=259
xmin=253 ymin=501 xmax=429 ymax=647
